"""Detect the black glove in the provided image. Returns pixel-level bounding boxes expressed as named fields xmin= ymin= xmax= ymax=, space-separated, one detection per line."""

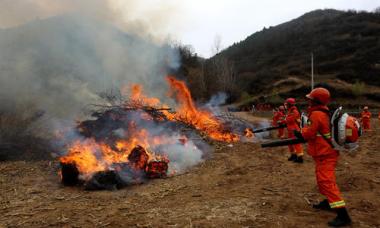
xmin=293 ymin=130 xmax=306 ymax=142
xmin=277 ymin=122 xmax=286 ymax=128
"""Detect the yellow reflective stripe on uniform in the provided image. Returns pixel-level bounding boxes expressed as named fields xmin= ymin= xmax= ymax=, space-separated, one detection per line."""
xmin=323 ymin=133 xmax=331 ymax=138
xmin=316 ymin=132 xmax=331 ymax=138
xmin=329 ymin=200 xmax=346 ymax=208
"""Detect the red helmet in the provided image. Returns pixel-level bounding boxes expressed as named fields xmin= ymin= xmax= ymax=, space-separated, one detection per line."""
xmin=279 ymin=105 xmax=285 ymax=111
xmin=306 ymin=88 xmax=330 ymax=105
xmin=285 ymin=98 xmax=296 ymax=105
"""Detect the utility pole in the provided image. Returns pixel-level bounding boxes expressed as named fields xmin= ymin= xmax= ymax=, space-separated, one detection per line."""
xmin=311 ymin=52 xmax=314 ymax=90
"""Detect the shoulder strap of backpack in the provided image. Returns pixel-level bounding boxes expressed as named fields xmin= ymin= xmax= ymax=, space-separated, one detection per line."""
xmin=318 ymin=130 xmax=335 ymax=148
xmin=310 ymin=108 xmax=335 ymax=149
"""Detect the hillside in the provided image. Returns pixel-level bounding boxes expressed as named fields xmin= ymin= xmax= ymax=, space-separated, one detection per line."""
xmin=197 ymin=9 xmax=380 ymax=107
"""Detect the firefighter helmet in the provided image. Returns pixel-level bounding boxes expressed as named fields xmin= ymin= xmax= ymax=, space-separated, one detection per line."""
xmin=285 ymin=98 xmax=296 ymax=105
xmin=306 ymin=88 xmax=330 ymax=105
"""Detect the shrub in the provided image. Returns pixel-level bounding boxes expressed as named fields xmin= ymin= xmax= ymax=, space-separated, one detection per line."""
xmin=268 ymin=94 xmax=283 ymax=104
xmin=351 ymin=80 xmax=366 ymax=97
xmin=238 ymin=91 xmax=251 ymax=104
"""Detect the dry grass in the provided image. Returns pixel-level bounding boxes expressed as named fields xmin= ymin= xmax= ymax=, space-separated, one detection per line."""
xmin=1 ymin=118 xmax=379 ymax=227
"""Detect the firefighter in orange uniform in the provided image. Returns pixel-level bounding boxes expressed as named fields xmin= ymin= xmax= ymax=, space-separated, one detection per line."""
xmin=284 ymin=98 xmax=304 ymax=163
xmin=272 ymin=108 xmax=279 ymax=126
xmin=272 ymin=106 xmax=286 ymax=138
xmin=296 ymin=88 xmax=351 ymax=227
xmin=360 ymin=106 xmax=371 ymax=131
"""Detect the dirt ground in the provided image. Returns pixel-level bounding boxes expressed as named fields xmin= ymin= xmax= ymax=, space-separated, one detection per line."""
xmin=1 ymin=115 xmax=379 ymax=227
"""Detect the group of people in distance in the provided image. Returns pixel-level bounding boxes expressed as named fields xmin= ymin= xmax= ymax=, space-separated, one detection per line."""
xmin=272 ymin=98 xmax=305 ymax=163
xmin=270 ymin=88 xmax=352 ymax=227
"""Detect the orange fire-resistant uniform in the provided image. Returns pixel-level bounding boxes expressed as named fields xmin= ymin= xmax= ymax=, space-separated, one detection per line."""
xmin=301 ymin=105 xmax=346 ymax=209
xmin=273 ymin=110 xmax=286 ymax=138
xmin=361 ymin=110 xmax=371 ymax=130
xmin=286 ymin=106 xmax=303 ymax=156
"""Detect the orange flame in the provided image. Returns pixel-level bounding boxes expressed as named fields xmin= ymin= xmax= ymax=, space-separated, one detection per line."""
xmin=125 ymin=77 xmax=239 ymax=142
xmin=60 ymin=139 xmax=110 ymax=176
xmin=244 ymin=128 xmax=254 ymax=138
xmin=60 ymin=126 xmax=173 ymax=175
xmin=60 ymin=75 xmax=239 ymax=177
xmin=164 ymin=76 xmax=239 ymax=142
xmin=130 ymin=84 xmax=161 ymax=107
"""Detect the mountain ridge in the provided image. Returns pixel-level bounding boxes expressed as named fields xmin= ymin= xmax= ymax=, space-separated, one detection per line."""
xmin=193 ymin=9 xmax=380 ymax=107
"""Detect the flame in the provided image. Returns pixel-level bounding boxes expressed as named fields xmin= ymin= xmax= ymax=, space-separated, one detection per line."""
xmin=60 ymin=75 xmax=239 ymax=178
xmin=60 ymin=130 xmax=170 ymax=178
xmin=130 ymin=84 xmax=160 ymax=107
xmin=164 ymin=76 xmax=239 ymax=142
xmin=60 ymin=139 xmax=109 ymax=176
xmin=244 ymin=128 xmax=254 ymax=138
xmin=126 ymin=77 xmax=239 ymax=142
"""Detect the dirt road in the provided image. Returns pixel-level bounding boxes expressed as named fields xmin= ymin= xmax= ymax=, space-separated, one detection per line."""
xmin=1 ymin=117 xmax=379 ymax=227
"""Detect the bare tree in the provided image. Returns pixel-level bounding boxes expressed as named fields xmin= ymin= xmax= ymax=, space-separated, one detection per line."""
xmin=211 ymin=56 xmax=236 ymax=93
xmin=374 ymin=6 xmax=380 ymax=13
xmin=199 ymin=61 xmax=207 ymax=95
xmin=211 ymin=34 xmax=223 ymax=55
xmin=186 ymin=63 xmax=207 ymax=99
xmin=209 ymin=35 xmax=237 ymax=94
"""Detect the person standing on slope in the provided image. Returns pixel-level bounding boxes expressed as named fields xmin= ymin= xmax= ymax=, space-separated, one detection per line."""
xmin=272 ymin=105 xmax=286 ymax=138
xmin=360 ymin=106 xmax=371 ymax=131
xmin=284 ymin=98 xmax=304 ymax=163
xmin=296 ymin=88 xmax=351 ymax=227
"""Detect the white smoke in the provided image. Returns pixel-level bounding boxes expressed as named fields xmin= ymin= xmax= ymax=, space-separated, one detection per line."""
xmin=254 ymin=121 xmax=272 ymax=139
xmin=0 ymin=0 xmax=183 ymax=123
xmin=204 ymin=92 xmax=228 ymax=116
xmin=159 ymin=140 xmax=204 ymax=174
xmin=0 ymin=0 xmax=184 ymax=38
xmin=0 ymin=0 xmax=211 ymax=176
xmin=114 ymin=110 xmax=208 ymax=174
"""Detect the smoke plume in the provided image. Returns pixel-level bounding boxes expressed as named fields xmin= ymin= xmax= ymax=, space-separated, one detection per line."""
xmin=0 ymin=0 xmax=183 ymax=37
xmin=0 ymin=0 xmax=183 ymax=122
xmin=0 ymin=1 xmax=212 ymax=176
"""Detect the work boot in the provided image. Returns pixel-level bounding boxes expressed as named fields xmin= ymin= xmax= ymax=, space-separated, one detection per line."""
xmin=294 ymin=156 xmax=303 ymax=163
xmin=288 ymin=154 xmax=297 ymax=161
xmin=313 ymin=199 xmax=332 ymax=211
xmin=328 ymin=207 xmax=352 ymax=227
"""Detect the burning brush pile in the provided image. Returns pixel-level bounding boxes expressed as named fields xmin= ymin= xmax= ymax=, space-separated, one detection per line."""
xmin=59 ymin=76 xmax=247 ymax=190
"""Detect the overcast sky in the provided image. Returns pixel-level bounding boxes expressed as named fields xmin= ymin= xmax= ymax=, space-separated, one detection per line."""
xmin=0 ymin=0 xmax=378 ymax=58
xmin=176 ymin=0 xmax=379 ymax=57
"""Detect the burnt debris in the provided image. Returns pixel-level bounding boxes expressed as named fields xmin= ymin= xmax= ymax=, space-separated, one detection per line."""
xmin=60 ymin=146 xmax=169 ymax=190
